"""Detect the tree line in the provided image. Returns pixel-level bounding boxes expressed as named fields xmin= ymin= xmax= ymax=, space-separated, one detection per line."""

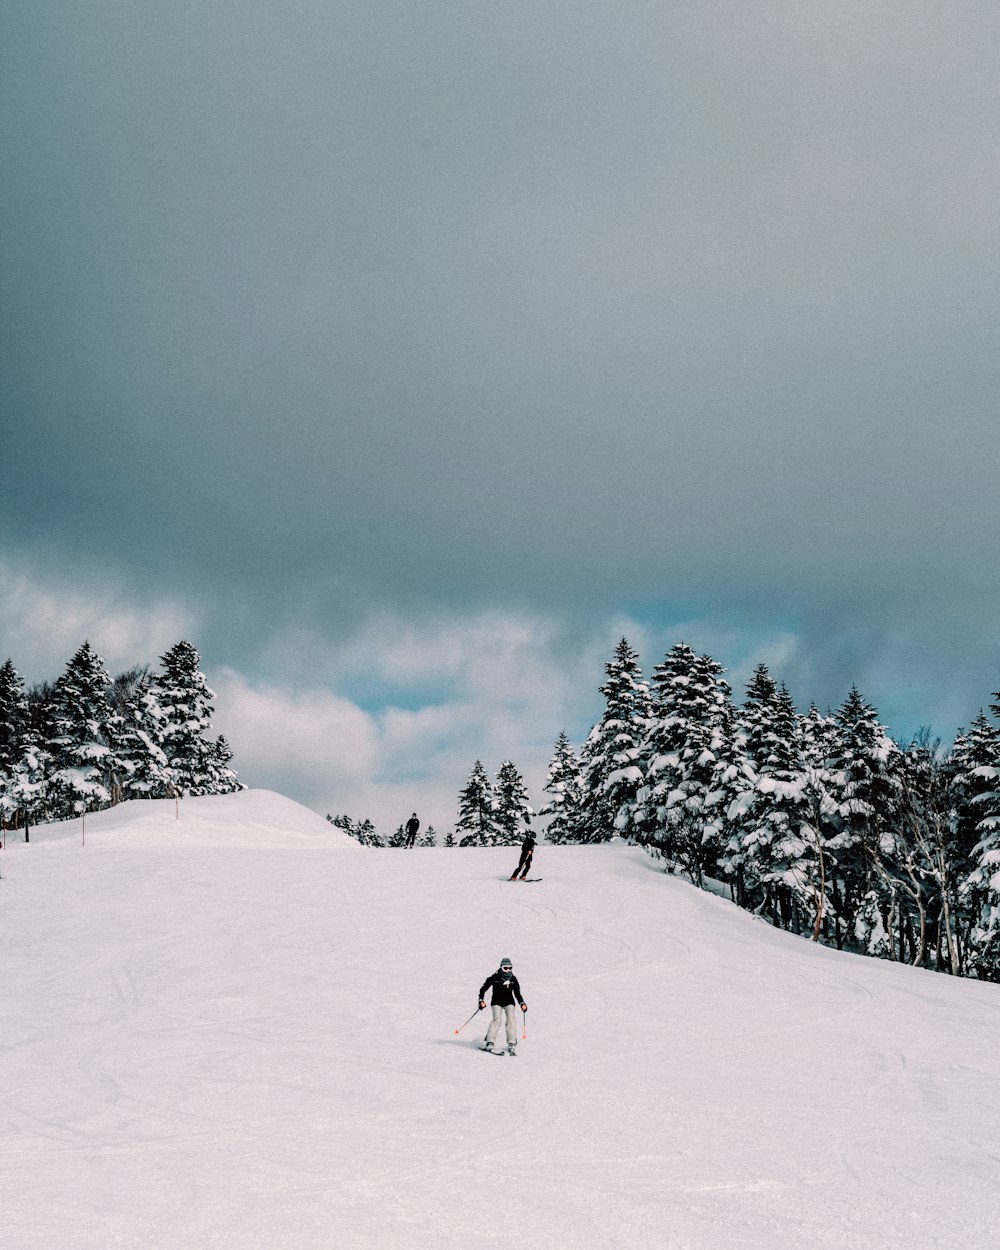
xmin=539 ymin=638 xmax=1000 ymax=982
xmin=327 ymin=759 xmax=533 ymax=848
xmin=0 ymin=640 xmax=242 ymax=834
xmin=327 ymin=814 xmax=448 ymax=847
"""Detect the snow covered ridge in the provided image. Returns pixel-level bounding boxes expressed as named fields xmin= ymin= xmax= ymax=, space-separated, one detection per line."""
xmin=1 ymin=788 xmax=360 ymax=849
xmin=3 ymin=804 xmax=1000 ymax=1249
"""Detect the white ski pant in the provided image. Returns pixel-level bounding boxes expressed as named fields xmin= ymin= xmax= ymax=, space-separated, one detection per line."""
xmin=485 ymin=1003 xmax=517 ymax=1048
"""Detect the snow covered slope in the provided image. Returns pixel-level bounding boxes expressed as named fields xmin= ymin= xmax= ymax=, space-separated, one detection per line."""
xmin=10 ymin=788 xmax=361 ymax=849
xmin=3 ymin=797 xmax=999 ymax=1249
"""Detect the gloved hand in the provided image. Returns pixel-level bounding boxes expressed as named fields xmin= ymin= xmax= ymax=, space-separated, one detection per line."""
xmin=521 ymin=1003 xmax=528 ymax=1012
xmin=478 ymin=1000 xmax=486 ymax=1010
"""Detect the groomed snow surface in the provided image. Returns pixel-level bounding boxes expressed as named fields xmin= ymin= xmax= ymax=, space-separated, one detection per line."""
xmin=4 ymin=791 xmax=999 ymax=1249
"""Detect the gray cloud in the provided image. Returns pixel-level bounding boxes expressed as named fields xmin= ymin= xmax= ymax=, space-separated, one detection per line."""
xmin=4 ymin=2 xmax=1000 ymax=752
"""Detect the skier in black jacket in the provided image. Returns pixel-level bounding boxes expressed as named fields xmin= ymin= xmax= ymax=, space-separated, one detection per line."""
xmin=404 ymin=813 xmax=420 ymax=848
xmin=510 ymin=822 xmax=536 ymax=880
xmin=478 ymin=957 xmax=527 ymax=1054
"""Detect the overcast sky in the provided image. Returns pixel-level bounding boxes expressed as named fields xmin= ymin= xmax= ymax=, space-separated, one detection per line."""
xmin=3 ymin=2 xmax=999 ymax=831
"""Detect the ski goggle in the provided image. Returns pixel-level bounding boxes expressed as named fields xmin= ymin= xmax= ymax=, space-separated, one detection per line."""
xmin=501 ymin=965 xmax=512 ymax=971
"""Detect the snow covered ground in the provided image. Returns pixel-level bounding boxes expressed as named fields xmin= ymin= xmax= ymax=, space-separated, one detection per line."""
xmin=3 ymin=791 xmax=999 ymax=1249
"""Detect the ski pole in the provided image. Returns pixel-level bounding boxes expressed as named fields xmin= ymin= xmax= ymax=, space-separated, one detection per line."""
xmin=454 ymin=1006 xmax=483 ymax=1035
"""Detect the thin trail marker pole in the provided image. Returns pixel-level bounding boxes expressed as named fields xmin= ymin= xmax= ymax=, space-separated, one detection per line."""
xmin=82 ymin=809 xmax=85 ymax=847
xmin=453 ymin=1007 xmax=483 ymax=1035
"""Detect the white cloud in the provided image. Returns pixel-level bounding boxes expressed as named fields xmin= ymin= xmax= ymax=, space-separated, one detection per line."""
xmin=211 ymin=668 xmax=379 ymax=791
xmin=209 ymin=611 xmax=589 ymax=834
xmin=207 ymin=609 xmax=829 ymax=836
xmin=0 ymin=555 xmax=197 ymax=682
xmin=3 ymin=556 xmax=867 ymax=836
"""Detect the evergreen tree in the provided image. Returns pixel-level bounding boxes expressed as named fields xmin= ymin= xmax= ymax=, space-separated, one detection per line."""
xmin=578 ymin=638 xmax=650 ymax=842
xmin=4 ymin=730 xmax=51 ymax=837
xmin=854 ymin=889 xmax=893 ymax=959
xmin=962 ymin=691 xmax=1000 ymax=980
xmin=827 ymin=687 xmax=902 ymax=952
xmin=419 ymin=824 xmax=437 ymax=848
xmin=47 ymin=641 xmax=114 ymax=817
xmin=152 ymin=642 xmax=217 ymax=796
xmin=107 ymin=668 xmax=173 ymax=800
xmin=631 ymin=643 xmax=732 ymax=885
xmin=25 ymin=681 xmax=57 ymax=741
xmin=800 ymin=704 xmax=840 ymax=771
xmin=0 ymin=659 xmax=28 ymax=776
xmin=355 ymin=818 xmax=380 ymax=847
xmin=0 ymin=659 xmax=30 ymax=826
xmin=456 ymin=760 xmax=496 ymax=846
xmin=207 ymin=736 xmax=242 ymax=794
xmin=540 ymin=731 xmax=586 ymax=845
xmin=327 ymin=813 xmax=381 ymax=846
xmin=494 ymin=760 xmax=531 ymax=845
xmin=711 ymin=701 xmax=756 ymax=903
xmin=723 ymin=664 xmax=780 ymax=896
xmin=796 ymin=704 xmax=843 ymax=941
xmin=943 ymin=724 xmax=988 ymax=969
xmin=951 ymin=712 xmax=1000 ymax=876
xmin=741 ymin=685 xmax=824 ymax=933
xmin=888 ymin=732 xmax=963 ymax=971
xmin=741 ymin=664 xmax=780 ymax=774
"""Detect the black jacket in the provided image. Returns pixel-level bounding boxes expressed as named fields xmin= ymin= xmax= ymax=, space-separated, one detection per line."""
xmin=479 ymin=969 xmax=524 ymax=1008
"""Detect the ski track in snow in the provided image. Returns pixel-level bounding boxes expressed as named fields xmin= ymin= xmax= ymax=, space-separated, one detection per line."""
xmin=2 ymin=791 xmax=1000 ymax=1249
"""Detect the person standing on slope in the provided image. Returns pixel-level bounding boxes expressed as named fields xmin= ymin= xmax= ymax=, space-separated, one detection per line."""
xmin=404 ymin=813 xmax=420 ymax=848
xmin=510 ymin=818 xmax=536 ymax=880
xmin=478 ymin=957 xmax=527 ymax=1054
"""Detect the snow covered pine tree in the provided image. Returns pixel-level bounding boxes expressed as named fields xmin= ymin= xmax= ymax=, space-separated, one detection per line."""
xmin=539 ymin=731 xmax=585 ymax=845
xmin=152 ymin=642 xmax=236 ymax=796
xmin=456 ymin=761 xmax=497 ymax=846
xmin=577 ymin=638 xmax=650 ymax=843
xmin=46 ymin=641 xmax=114 ymax=818
xmin=493 ymin=760 xmax=531 ymax=846
xmin=630 ymin=643 xmax=732 ymax=886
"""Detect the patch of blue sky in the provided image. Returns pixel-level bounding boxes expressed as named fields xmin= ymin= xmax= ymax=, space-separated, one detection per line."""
xmin=339 ymin=675 xmax=459 ymax=717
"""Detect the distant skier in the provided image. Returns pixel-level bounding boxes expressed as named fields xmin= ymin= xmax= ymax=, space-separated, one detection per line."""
xmin=404 ymin=813 xmax=420 ymax=848
xmin=478 ymin=957 xmax=526 ymax=1054
xmin=510 ymin=818 xmax=536 ymax=880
